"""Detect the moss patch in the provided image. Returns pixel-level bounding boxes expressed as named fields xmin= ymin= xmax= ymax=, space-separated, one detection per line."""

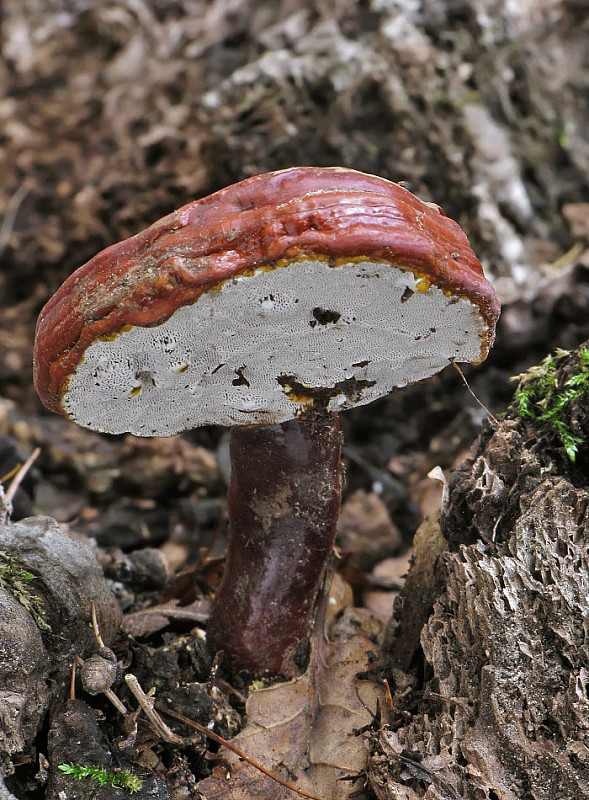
xmin=0 ymin=551 xmax=50 ymax=632
xmin=512 ymin=347 xmax=589 ymax=462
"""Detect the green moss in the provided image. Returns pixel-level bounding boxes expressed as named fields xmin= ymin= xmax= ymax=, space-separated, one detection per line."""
xmin=58 ymin=764 xmax=142 ymax=794
xmin=0 ymin=552 xmax=50 ymax=631
xmin=512 ymin=347 xmax=589 ymax=462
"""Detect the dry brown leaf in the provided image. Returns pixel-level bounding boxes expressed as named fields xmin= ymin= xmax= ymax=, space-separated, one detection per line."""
xmin=307 ymin=611 xmax=382 ymax=796
xmin=122 ymin=599 xmax=210 ymax=638
xmin=364 ymin=551 xmax=412 ymax=620
xmin=197 ymin=602 xmax=383 ymax=800
xmin=562 ymin=203 xmax=589 ymax=239
xmin=337 ymin=489 xmax=402 ymax=569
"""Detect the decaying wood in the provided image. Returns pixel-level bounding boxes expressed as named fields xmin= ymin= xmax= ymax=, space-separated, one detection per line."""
xmin=379 ymin=344 xmax=589 ymax=799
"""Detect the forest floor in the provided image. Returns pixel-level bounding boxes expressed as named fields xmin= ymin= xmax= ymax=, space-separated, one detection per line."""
xmin=0 ymin=1 xmax=588 ymax=798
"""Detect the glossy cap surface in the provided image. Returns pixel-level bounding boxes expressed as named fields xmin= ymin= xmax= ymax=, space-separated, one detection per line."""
xmin=34 ymin=167 xmax=500 ymax=434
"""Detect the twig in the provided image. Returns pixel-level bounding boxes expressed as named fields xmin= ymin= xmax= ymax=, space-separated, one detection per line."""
xmin=0 ymin=465 xmax=20 ymax=484
xmin=4 ymin=447 xmax=41 ymax=505
xmin=383 ymin=678 xmax=395 ymax=710
xmin=0 ymin=184 xmax=29 ymax=254
xmin=91 ymin=601 xmax=106 ymax=648
xmin=450 ymin=359 xmax=498 ymax=424
xmin=124 ymin=674 xmax=185 ymax=746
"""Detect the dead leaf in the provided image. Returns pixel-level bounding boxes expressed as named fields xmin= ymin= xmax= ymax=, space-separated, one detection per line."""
xmin=562 ymin=203 xmax=589 ymax=239
xmin=122 ymin=599 xmax=210 ymax=638
xmin=364 ymin=552 xmax=412 ymax=620
xmin=337 ymin=489 xmax=402 ymax=570
xmin=197 ymin=604 xmax=383 ymax=800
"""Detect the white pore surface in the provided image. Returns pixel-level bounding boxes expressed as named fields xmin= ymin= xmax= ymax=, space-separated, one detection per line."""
xmin=63 ymin=259 xmax=487 ymax=435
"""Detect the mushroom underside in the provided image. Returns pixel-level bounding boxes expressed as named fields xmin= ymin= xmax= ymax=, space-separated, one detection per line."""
xmin=63 ymin=258 xmax=487 ymax=435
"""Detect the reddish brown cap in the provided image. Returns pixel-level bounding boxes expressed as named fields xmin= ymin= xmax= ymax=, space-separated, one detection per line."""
xmin=34 ymin=167 xmax=500 ymax=435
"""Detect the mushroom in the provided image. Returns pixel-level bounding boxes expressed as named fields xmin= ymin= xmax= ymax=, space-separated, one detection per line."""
xmin=33 ymin=167 xmax=500 ymax=677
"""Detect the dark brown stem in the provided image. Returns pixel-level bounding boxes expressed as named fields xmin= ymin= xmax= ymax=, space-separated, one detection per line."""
xmin=207 ymin=413 xmax=342 ymax=677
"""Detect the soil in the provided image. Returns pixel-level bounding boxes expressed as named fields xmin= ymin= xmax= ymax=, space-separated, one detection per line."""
xmin=0 ymin=1 xmax=588 ymax=799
